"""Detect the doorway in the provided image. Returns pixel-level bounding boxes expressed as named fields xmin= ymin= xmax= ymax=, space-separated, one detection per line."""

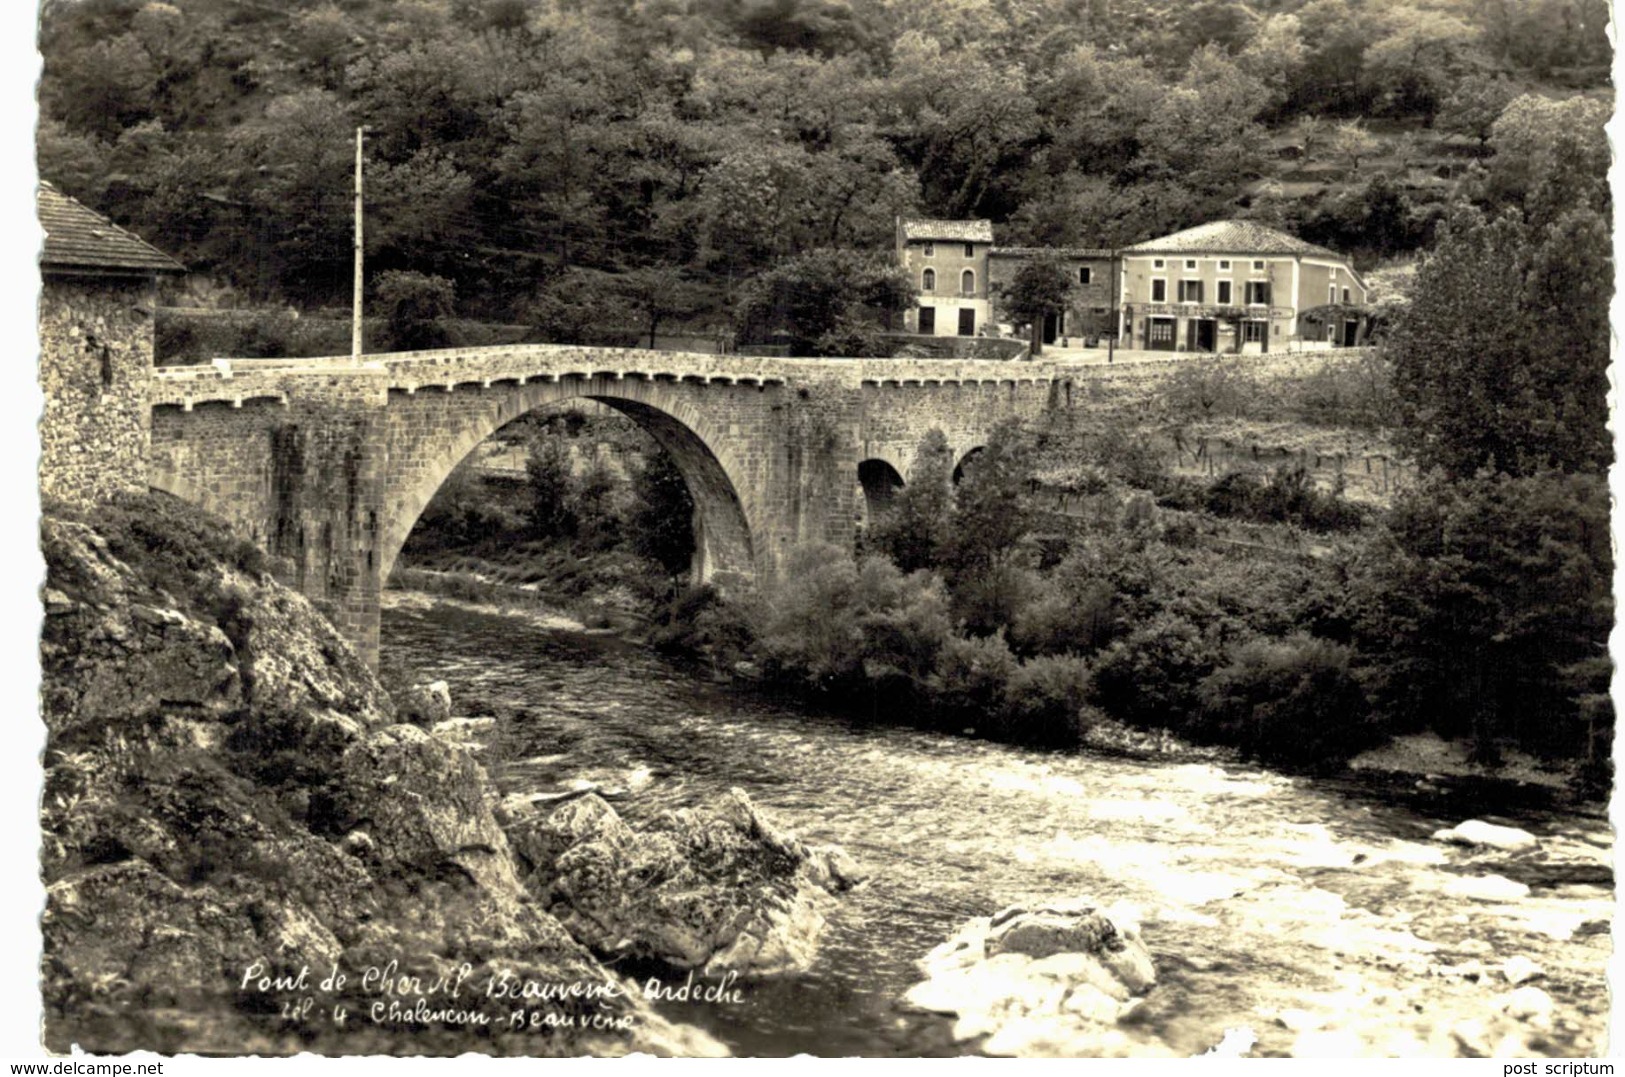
xmin=1148 ymin=317 xmax=1176 ymax=351
xmin=1042 ymin=312 xmax=1059 ymax=345
xmin=918 ymin=306 xmax=935 ymax=335
xmin=1342 ymin=319 xmax=1359 ymax=347
xmin=958 ymin=308 xmax=975 ymax=336
xmin=1189 ymin=318 xmax=1217 ymax=352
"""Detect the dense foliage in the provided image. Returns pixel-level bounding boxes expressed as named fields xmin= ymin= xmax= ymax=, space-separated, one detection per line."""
xmin=38 ymin=0 xmax=1611 ymax=334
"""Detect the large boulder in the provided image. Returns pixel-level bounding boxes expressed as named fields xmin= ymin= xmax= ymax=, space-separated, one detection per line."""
xmin=333 ymin=723 xmax=523 ymax=898
xmin=904 ymin=899 xmax=1165 ymax=1057
xmin=40 ymin=520 xmax=241 ymax=742
xmin=39 ymin=496 xmax=727 ymax=1058
xmin=504 ymin=788 xmax=861 ymax=977
xmin=1432 ymin=820 xmax=1540 ymax=853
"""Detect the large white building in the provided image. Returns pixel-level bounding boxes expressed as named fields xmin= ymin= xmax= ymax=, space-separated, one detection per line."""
xmin=1118 ymin=220 xmax=1370 ymax=354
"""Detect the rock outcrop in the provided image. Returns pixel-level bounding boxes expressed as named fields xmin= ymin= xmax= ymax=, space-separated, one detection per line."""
xmin=502 ymin=788 xmax=862 ymax=977
xmin=904 ymin=899 xmax=1165 ymax=1057
xmin=39 ymin=495 xmax=725 ymax=1057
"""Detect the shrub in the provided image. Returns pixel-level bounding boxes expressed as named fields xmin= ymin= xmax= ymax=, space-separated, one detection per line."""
xmin=375 ymin=270 xmax=456 ymax=351
xmin=952 ymin=560 xmax=1040 ymax=639
xmin=998 ymin=654 xmax=1093 ymax=746
xmin=746 ymin=545 xmax=951 ymax=700
xmin=409 ymin=459 xmax=526 ymax=551
xmin=1089 ymin=612 xmax=1226 ymax=732
xmin=1009 ymin=569 xmax=1117 ymax=657
xmin=868 ymin=430 xmax=953 ymax=574
xmin=930 ymin=632 xmax=1018 ymax=729
xmin=1195 ymin=634 xmax=1377 ymax=770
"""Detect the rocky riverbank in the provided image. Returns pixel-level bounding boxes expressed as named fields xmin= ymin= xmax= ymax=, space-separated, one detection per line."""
xmin=38 ymin=494 xmax=850 ymax=1056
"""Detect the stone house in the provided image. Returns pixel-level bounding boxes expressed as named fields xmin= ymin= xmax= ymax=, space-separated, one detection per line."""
xmin=987 ymin=246 xmax=1115 ymax=345
xmin=895 ymin=217 xmax=994 ymax=337
xmin=38 ymin=182 xmax=186 ymax=505
xmin=1117 ymin=220 xmax=1369 ymax=354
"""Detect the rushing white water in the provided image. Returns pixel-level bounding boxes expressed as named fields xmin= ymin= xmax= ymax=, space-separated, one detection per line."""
xmin=382 ymin=595 xmax=1613 ymax=1058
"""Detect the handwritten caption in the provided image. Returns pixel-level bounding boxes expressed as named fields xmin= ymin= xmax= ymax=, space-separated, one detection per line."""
xmin=238 ymin=959 xmax=746 ymax=1032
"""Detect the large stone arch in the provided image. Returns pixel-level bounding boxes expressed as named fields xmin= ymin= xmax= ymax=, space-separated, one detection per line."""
xmin=378 ymin=379 xmax=758 ymax=589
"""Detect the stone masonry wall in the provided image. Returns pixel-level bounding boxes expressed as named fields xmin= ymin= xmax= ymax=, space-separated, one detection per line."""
xmin=39 ymin=277 xmax=156 ymax=505
xmin=151 ymin=368 xmax=388 ymax=664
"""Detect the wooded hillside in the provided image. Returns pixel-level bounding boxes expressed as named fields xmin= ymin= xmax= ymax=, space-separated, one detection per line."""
xmin=38 ymin=0 xmax=1612 ymax=327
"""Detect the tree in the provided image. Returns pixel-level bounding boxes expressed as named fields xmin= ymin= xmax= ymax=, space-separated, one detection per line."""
xmin=735 ymin=249 xmax=912 ymax=356
xmin=1359 ymin=8 xmax=1482 ymax=120
xmin=629 ymin=448 xmax=696 ymax=578
xmin=1347 ymin=472 xmax=1613 ymax=765
xmin=942 ymin=418 xmax=1036 ymax=633
xmin=996 ymin=257 xmax=1074 ymax=354
xmin=1436 ymin=74 xmax=1518 ymax=147
xmin=375 ymin=270 xmax=456 ymax=350
xmin=1328 ymin=121 xmax=1380 ymax=172
xmin=616 ymin=266 xmax=704 ymax=349
xmin=525 ymin=269 xmax=624 ymax=345
xmin=1386 ymin=205 xmax=1610 ymax=479
xmin=868 ymin=429 xmax=953 ymax=574
xmin=525 ymin=435 xmax=577 ymax=539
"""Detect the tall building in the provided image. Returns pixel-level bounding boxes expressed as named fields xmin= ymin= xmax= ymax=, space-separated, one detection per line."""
xmin=895 ymin=217 xmax=994 ymax=337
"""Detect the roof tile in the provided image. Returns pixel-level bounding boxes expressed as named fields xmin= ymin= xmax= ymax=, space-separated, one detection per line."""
xmin=38 ymin=182 xmax=186 ymax=275
xmin=900 ymin=218 xmax=995 ymax=244
xmin=1121 ymin=219 xmax=1338 ymax=258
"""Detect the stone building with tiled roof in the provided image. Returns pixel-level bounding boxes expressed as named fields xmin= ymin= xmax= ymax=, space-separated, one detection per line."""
xmin=38 ymin=182 xmax=186 ymax=505
xmin=988 ymin=246 xmax=1116 ymax=345
xmin=895 ymin=217 xmax=995 ymax=337
xmin=1118 ymin=219 xmax=1368 ymax=354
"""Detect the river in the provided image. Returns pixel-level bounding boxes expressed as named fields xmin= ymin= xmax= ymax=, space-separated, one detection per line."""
xmin=381 ymin=592 xmax=1614 ymax=1058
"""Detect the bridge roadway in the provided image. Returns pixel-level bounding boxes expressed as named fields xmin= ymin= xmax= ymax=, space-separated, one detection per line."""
xmin=147 ymin=345 xmax=1060 ymax=666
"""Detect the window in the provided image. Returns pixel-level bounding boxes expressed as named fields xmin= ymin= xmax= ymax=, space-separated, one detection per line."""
xmin=922 ymin=268 xmax=935 ymax=292
xmin=1342 ymin=287 xmax=1351 ymax=304
xmin=1184 ymin=259 xmax=1197 ymax=270
xmin=1148 ymin=318 xmax=1176 ymax=345
xmin=1218 ymin=259 xmax=1231 ymax=271
xmin=1151 ymin=278 xmax=1167 ymax=302
xmin=1078 ymin=267 xmax=1092 ymax=285
xmin=1251 ymin=260 xmax=1265 ymax=271
xmin=961 ymin=269 xmax=975 ymax=295
xmin=1245 ymin=280 xmax=1271 ymax=306
xmin=1153 ymin=258 xmax=1165 ymax=269
xmin=1178 ymin=279 xmax=1203 ymax=303
xmin=964 ymin=242 xmax=975 ymax=257
xmin=1330 ymin=285 xmax=1337 ymax=304
xmin=1243 ymin=320 xmax=1266 ymax=344
xmin=923 ymin=242 xmax=934 ymax=256
xmin=1217 ymin=280 xmax=1232 ymax=305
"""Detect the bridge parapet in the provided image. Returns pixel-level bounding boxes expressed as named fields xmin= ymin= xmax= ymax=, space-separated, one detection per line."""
xmin=156 ymin=345 xmax=1059 ymax=396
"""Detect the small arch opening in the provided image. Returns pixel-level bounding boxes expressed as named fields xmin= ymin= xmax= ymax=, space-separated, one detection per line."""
xmin=856 ymin=458 xmax=905 ymax=529
xmin=952 ymin=446 xmax=985 ymax=485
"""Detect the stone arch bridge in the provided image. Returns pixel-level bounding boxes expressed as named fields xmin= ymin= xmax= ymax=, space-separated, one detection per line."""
xmin=148 ymin=345 xmax=1058 ymax=666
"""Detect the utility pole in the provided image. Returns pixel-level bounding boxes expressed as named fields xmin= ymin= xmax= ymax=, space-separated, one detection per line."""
xmin=352 ymin=126 xmax=368 ymax=359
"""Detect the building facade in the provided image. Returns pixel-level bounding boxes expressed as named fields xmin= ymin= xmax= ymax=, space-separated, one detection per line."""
xmin=1117 ymin=220 xmax=1369 ymax=354
xmin=896 ymin=217 xmax=994 ymax=337
xmin=987 ymin=246 xmax=1115 ymax=344
xmin=38 ymin=182 xmax=186 ymax=506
